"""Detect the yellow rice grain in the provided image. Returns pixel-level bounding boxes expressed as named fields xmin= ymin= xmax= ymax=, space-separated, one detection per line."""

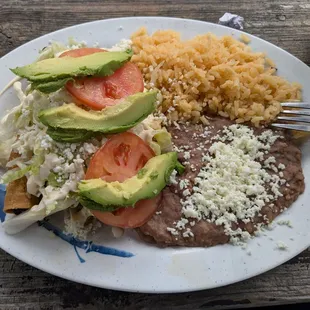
xmin=240 ymin=33 xmax=251 ymax=44
xmin=131 ymin=27 xmax=301 ymax=125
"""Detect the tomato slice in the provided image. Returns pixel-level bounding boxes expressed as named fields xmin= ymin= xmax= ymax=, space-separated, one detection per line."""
xmin=59 ymin=48 xmax=144 ymax=110
xmin=102 ymin=62 xmax=144 ymax=100
xmin=60 ymin=48 xmax=105 ymax=58
xmin=85 ymin=132 xmax=159 ymax=228
xmin=86 ymin=132 xmax=155 ymax=179
xmin=91 ymin=195 xmax=162 ymax=229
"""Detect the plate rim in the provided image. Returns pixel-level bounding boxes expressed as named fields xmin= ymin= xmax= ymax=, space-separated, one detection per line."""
xmin=0 ymin=16 xmax=310 ymax=293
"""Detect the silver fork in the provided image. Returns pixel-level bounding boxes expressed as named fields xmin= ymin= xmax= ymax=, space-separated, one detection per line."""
xmin=271 ymin=102 xmax=310 ymax=132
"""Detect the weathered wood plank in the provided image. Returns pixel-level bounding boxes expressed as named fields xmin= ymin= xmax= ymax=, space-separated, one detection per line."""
xmin=1 ymin=248 xmax=310 ymax=309
xmin=0 ymin=0 xmax=310 ymax=309
xmin=1 ymin=0 xmax=310 ymax=65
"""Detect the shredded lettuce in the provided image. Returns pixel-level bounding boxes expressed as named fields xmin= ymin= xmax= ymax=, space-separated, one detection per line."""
xmin=130 ymin=115 xmax=173 ymax=155
xmin=1 ymin=166 xmax=31 ymax=184
xmin=0 ymin=137 xmax=16 ymax=167
xmin=149 ymin=141 xmax=161 ymax=155
xmin=47 ymin=172 xmax=64 ymax=187
xmin=0 ymin=82 xmax=60 ymax=167
xmin=1 ymin=147 xmax=45 ymax=184
xmin=38 ymin=42 xmax=67 ymax=60
xmin=2 ymin=197 xmax=78 ymax=234
xmin=37 ymin=38 xmax=87 ymax=60
xmin=153 ymin=130 xmax=172 ymax=153
xmin=0 ymin=91 xmax=28 ymax=166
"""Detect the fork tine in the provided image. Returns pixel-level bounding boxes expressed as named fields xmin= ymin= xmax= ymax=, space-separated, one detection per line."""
xmin=271 ymin=123 xmax=310 ymax=132
xmin=281 ymin=109 xmax=310 ymax=116
xmin=277 ymin=115 xmax=310 ymax=123
xmin=281 ymin=102 xmax=310 ymax=108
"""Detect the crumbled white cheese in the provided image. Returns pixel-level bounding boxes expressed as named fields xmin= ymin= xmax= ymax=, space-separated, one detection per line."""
xmin=167 ymin=227 xmax=179 ymax=236
xmin=111 ymin=227 xmax=124 ymax=238
xmin=278 ymin=163 xmax=286 ymax=170
xmin=169 ymin=169 xmax=178 ymax=185
xmin=179 ymin=179 xmax=189 ymax=190
xmin=182 ymin=189 xmax=191 ymax=196
xmin=182 ymin=228 xmax=194 ymax=238
xmin=266 ymin=223 xmax=276 ymax=231
xmin=276 ymin=241 xmax=288 ymax=250
xmin=175 ymin=218 xmax=189 ymax=230
xmin=167 ymin=124 xmax=285 ymax=244
xmin=183 ymin=151 xmax=191 ymax=160
xmin=107 ymin=39 xmax=132 ymax=52
xmin=82 ymin=142 xmax=98 ymax=155
xmin=264 ymin=156 xmax=276 ymax=168
xmin=277 ymin=220 xmax=293 ymax=228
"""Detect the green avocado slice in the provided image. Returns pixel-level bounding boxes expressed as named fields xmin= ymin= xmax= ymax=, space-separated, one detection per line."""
xmin=39 ymin=91 xmax=157 ymax=138
xmin=11 ymin=50 xmax=132 ymax=83
xmin=46 ymin=127 xmax=96 ymax=143
xmin=79 ymin=196 xmax=121 ymax=212
xmin=31 ymin=78 xmax=73 ymax=93
xmin=78 ymin=152 xmax=177 ymax=210
xmin=175 ymin=161 xmax=185 ymax=175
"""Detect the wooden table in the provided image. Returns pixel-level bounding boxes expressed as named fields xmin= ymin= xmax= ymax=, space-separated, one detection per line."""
xmin=1 ymin=0 xmax=310 ymax=309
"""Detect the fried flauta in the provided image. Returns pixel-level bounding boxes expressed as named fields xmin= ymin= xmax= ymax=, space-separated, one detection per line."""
xmin=3 ymin=152 xmax=38 ymax=214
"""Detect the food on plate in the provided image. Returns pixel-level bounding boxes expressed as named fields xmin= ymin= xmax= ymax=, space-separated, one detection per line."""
xmin=79 ymin=151 xmax=177 ymax=209
xmin=59 ymin=48 xmax=144 ymax=109
xmin=138 ymin=118 xmax=304 ymax=246
xmin=0 ymin=29 xmax=306 ymax=249
xmin=131 ymin=28 xmax=301 ymax=126
xmin=11 ymin=50 xmax=132 ymax=94
xmin=82 ymin=131 xmax=168 ymax=228
xmin=4 ymin=152 xmax=39 ymax=214
xmin=39 ymin=90 xmax=157 ymax=142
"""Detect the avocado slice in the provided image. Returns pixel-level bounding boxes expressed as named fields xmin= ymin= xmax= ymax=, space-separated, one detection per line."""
xmin=46 ymin=127 xmax=96 ymax=143
xmin=31 ymin=78 xmax=73 ymax=93
xmin=78 ymin=152 xmax=177 ymax=210
xmin=175 ymin=161 xmax=185 ymax=175
xmin=79 ymin=196 xmax=120 ymax=212
xmin=39 ymin=91 xmax=157 ymax=137
xmin=11 ymin=50 xmax=132 ymax=83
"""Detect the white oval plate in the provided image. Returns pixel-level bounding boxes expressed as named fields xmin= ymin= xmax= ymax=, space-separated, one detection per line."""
xmin=0 ymin=17 xmax=310 ymax=293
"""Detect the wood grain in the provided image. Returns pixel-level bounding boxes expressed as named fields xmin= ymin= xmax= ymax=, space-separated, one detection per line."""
xmin=1 ymin=0 xmax=310 ymax=309
xmin=1 ymin=248 xmax=310 ymax=310
xmin=1 ymin=0 xmax=310 ymax=65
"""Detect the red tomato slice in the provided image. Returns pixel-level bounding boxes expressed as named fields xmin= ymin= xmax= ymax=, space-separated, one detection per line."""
xmin=86 ymin=132 xmax=155 ymax=179
xmin=91 ymin=195 xmax=162 ymax=229
xmin=60 ymin=48 xmax=105 ymax=58
xmin=59 ymin=48 xmax=144 ymax=110
xmin=64 ymin=77 xmax=119 ymax=110
xmin=85 ymin=132 xmax=159 ymax=228
xmin=102 ymin=62 xmax=144 ymax=100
